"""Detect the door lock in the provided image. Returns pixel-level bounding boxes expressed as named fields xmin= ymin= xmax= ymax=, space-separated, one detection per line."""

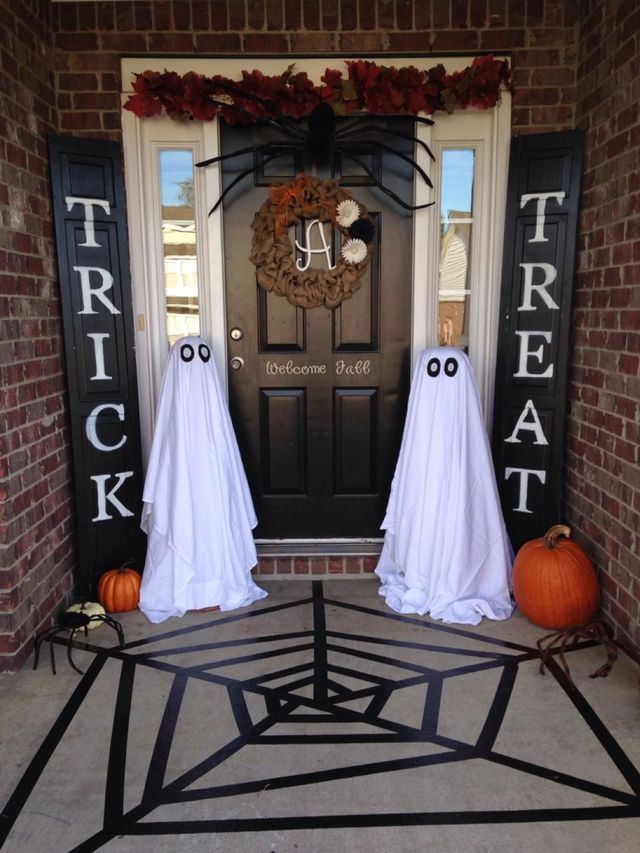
xmin=230 ymin=356 xmax=245 ymax=371
xmin=229 ymin=327 xmax=244 ymax=341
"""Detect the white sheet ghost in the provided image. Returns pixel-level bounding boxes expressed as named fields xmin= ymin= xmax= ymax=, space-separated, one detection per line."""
xmin=375 ymin=347 xmax=513 ymax=625
xmin=139 ymin=336 xmax=267 ymax=623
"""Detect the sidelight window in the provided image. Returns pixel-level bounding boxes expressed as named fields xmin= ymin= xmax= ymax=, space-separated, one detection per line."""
xmin=438 ymin=148 xmax=476 ymax=351
xmin=159 ymin=150 xmax=200 ymax=347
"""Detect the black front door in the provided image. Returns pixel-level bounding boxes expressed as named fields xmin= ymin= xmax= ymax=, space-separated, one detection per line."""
xmin=221 ymin=120 xmax=414 ymax=539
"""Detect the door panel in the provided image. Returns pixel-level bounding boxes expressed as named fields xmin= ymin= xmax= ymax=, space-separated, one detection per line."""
xmin=221 ymin=119 xmax=413 ymax=539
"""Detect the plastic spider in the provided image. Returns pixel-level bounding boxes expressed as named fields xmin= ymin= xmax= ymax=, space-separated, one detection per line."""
xmin=196 ymin=85 xmax=436 ymax=215
xmin=537 ymin=619 xmax=620 ymax=686
xmin=33 ymin=610 xmax=125 ymax=675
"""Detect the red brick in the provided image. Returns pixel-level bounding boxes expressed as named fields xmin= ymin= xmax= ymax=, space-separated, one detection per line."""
xmin=359 ymin=0 xmax=377 ymax=29
xmin=433 ymin=0 xmax=450 ymax=27
xmin=229 ymin=1 xmax=247 ymax=28
xmin=386 ymin=31 xmax=433 ymax=51
xmin=451 ymin=0 xmax=468 ymax=27
xmin=58 ymin=73 xmax=98 ymax=91
xmin=341 ymin=32 xmax=384 ymax=51
xmin=134 ymin=2 xmax=153 ymax=30
xmin=341 ymin=0 xmax=358 ymax=30
xmin=243 ymin=33 xmax=289 ymax=51
xmin=194 ymin=33 xmax=242 ymax=52
xmin=55 ymin=32 xmax=99 ymax=50
xmin=209 ymin=0 xmax=228 ymax=29
xmin=488 ymin=0 xmax=506 ymax=26
xmin=311 ymin=558 xmax=327 ymax=575
xmin=266 ymin=0 xmax=284 ymax=30
xmin=290 ymin=32 xmax=336 ymax=52
xmin=396 ymin=0 xmax=413 ymax=29
xmin=470 ymin=0 xmax=488 ymax=26
xmin=302 ymin=0 xmax=320 ymax=29
xmin=248 ymin=0 xmax=266 ymax=28
xmin=363 ymin=557 xmax=378 ymax=574
xmin=431 ymin=29 xmax=479 ymax=50
xmin=276 ymin=558 xmax=293 ymax=574
xmin=173 ymin=0 xmax=192 ymax=30
xmin=294 ymin=558 xmax=310 ymax=575
xmin=258 ymin=557 xmax=276 ymax=574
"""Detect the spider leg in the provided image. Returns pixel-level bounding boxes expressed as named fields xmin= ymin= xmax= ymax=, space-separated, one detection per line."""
xmin=590 ymin=640 xmax=618 ymax=679
xmin=337 ymin=113 xmax=435 ymax=134
xmin=335 ymin=124 xmax=435 ymax=162
xmin=195 ymin=141 xmax=297 ymax=169
xmin=201 ymin=152 xmax=283 ymax=215
xmin=49 ymin=634 xmax=57 ymax=675
xmin=536 ymin=631 xmax=564 ymax=675
xmin=335 ymin=147 xmax=434 ymax=211
xmin=66 ymin=627 xmax=84 ymax=675
xmin=101 ymin=614 xmax=126 ymax=647
xmin=341 ymin=138 xmax=433 ymax=188
xmin=557 ymin=634 xmax=576 ymax=685
xmin=33 ymin=626 xmax=59 ymax=671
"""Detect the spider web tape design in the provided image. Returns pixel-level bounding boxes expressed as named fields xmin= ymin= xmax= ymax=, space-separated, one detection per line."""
xmin=1 ymin=583 xmax=640 ymax=851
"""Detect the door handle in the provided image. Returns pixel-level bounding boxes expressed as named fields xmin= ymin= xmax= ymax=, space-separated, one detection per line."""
xmin=230 ymin=356 xmax=245 ymax=371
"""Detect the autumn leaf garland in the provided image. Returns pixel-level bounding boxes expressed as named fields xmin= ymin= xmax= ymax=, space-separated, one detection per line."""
xmin=124 ymin=56 xmax=510 ymax=124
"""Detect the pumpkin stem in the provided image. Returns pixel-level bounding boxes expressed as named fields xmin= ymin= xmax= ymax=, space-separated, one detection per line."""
xmin=119 ymin=557 xmax=136 ymax=572
xmin=543 ymin=524 xmax=572 ymax=548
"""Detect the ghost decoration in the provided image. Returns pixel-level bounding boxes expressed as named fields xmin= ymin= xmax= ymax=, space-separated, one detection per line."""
xmin=139 ymin=337 xmax=267 ymax=623
xmin=375 ymin=347 xmax=513 ymax=625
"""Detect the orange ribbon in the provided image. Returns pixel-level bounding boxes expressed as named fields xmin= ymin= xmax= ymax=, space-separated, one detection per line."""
xmin=269 ymin=175 xmax=309 ymax=233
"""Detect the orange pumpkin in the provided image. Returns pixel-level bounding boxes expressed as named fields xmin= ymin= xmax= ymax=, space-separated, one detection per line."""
xmin=513 ymin=524 xmax=600 ymax=629
xmin=98 ymin=560 xmax=141 ymax=613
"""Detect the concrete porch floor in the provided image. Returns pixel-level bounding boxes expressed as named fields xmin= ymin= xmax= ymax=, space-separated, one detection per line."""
xmin=1 ymin=578 xmax=639 ymax=853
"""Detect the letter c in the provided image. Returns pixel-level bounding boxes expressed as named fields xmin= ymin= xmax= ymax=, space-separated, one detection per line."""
xmin=86 ymin=403 xmax=127 ymax=452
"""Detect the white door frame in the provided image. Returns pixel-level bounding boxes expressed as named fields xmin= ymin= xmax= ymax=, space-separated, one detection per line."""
xmin=121 ymin=56 xmax=511 ymax=465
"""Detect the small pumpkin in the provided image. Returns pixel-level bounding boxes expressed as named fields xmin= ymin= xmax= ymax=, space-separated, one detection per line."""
xmin=65 ymin=601 xmax=105 ymax=630
xmin=513 ymin=524 xmax=600 ymax=629
xmin=98 ymin=560 xmax=141 ymax=613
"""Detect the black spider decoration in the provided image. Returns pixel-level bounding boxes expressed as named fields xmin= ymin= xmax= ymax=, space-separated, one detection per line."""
xmin=195 ymin=85 xmax=436 ymax=215
xmin=537 ymin=620 xmax=621 ymax=686
xmin=33 ymin=609 xmax=125 ymax=675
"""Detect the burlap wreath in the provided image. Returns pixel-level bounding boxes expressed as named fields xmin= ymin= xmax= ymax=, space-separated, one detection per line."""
xmin=249 ymin=173 xmax=372 ymax=309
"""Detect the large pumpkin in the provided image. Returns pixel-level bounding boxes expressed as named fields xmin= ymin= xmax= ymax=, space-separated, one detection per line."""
xmin=513 ymin=524 xmax=600 ymax=629
xmin=98 ymin=561 xmax=141 ymax=613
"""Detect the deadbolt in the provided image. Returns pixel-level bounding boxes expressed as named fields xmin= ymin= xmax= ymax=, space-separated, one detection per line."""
xmin=229 ymin=327 xmax=244 ymax=341
xmin=230 ymin=356 xmax=245 ymax=371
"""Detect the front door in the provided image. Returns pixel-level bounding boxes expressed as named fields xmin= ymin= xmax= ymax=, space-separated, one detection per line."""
xmin=221 ymin=120 xmax=414 ymax=539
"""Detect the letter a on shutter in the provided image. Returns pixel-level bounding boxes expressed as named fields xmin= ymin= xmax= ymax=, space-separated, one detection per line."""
xmin=49 ymin=135 xmax=146 ymax=597
xmin=491 ymin=131 xmax=584 ymax=551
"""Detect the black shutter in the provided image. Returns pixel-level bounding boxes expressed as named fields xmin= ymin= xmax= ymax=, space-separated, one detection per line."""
xmin=492 ymin=130 xmax=584 ymax=552
xmin=49 ymin=135 xmax=146 ymax=597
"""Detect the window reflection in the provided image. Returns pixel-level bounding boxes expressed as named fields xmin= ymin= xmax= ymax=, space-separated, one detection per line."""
xmin=159 ymin=150 xmax=200 ymax=347
xmin=438 ymin=149 xmax=475 ymax=351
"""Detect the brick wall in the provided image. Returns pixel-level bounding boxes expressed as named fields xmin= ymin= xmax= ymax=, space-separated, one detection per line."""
xmin=0 ymin=0 xmax=75 ymax=671
xmin=567 ymin=0 xmax=640 ymax=649
xmin=51 ymin=0 xmax=580 ymax=138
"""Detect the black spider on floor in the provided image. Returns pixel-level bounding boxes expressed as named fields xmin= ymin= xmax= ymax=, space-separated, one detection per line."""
xmin=195 ymin=84 xmax=436 ymax=214
xmin=33 ymin=610 xmax=125 ymax=675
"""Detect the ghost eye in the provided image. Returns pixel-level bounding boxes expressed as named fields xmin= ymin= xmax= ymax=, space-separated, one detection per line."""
xmin=180 ymin=343 xmax=195 ymax=362
xmin=444 ymin=357 xmax=458 ymax=377
xmin=198 ymin=344 xmax=211 ymax=362
xmin=426 ymin=357 xmax=441 ymax=377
